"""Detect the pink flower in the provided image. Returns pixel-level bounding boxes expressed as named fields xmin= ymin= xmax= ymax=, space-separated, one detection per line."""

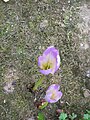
xmin=38 ymin=46 xmax=60 ymax=75
xmin=45 ymin=84 xmax=62 ymax=103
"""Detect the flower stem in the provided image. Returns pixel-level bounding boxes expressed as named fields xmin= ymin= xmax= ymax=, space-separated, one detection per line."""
xmin=33 ymin=75 xmax=45 ymax=91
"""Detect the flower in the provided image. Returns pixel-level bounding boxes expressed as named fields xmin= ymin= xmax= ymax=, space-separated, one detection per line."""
xmin=38 ymin=46 xmax=60 ymax=75
xmin=45 ymin=84 xmax=62 ymax=103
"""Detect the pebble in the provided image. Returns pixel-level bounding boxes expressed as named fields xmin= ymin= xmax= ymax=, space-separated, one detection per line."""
xmin=4 ymin=100 xmax=6 ymax=103
xmin=39 ymin=46 xmax=41 ymax=49
xmin=35 ymin=0 xmax=38 ymax=2
xmin=3 ymin=82 xmax=14 ymax=93
xmin=28 ymin=117 xmax=35 ymax=120
xmin=83 ymin=89 xmax=90 ymax=98
xmin=68 ymin=0 xmax=70 ymax=4
xmin=40 ymin=20 xmax=48 ymax=29
xmin=86 ymin=70 xmax=90 ymax=78
xmin=80 ymin=42 xmax=89 ymax=50
xmin=3 ymin=0 xmax=9 ymax=2
xmin=62 ymin=7 xmax=65 ymax=12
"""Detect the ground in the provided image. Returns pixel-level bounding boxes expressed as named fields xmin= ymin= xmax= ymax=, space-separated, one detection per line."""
xmin=0 ymin=0 xmax=90 ymax=120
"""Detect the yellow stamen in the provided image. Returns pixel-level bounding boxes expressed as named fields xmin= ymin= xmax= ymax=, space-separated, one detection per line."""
xmin=51 ymin=92 xmax=56 ymax=100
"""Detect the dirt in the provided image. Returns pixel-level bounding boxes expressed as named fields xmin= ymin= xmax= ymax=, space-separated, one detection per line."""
xmin=0 ymin=0 xmax=90 ymax=120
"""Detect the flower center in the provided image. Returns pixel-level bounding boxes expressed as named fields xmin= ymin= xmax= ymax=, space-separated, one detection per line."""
xmin=51 ymin=92 xmax=56 ymax=100
xmin=42 ymin=62 xmax=52 ymax=70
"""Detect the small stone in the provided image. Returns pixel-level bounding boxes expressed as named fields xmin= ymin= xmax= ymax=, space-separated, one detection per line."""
xmin=3 ymin=82 xmax=14 ymax=93
xmin=80 ymin=42 xmax=89 ymax=50
xmin=62 ymin=7 xmax=65 ymax=11
xmin=86 ymin=70 xmax=90 ymax=78
xmin=39 ymin=46 xmax=41 ymax=49
xmin=55 ymin=0 xmax=59 ymax=3
xmin=40 ymin=20 xmax=48 ymax=29
xmin=68 ymin=0 xmax=70 ymax=4
xmin=69 ymin=18 xmax=72 ymax=21
xmin=3 ymin=0 xmax=9 ymax=2
xmin=4 ymin=100 xmax=6 ymax=103
xmin=84 ymin=43 xmax=89 ymax=49
xmin=28 ymin=117 xmax=35 ymax=120
xmin=83 ymin=89 xmax=90 ymax=98
xmin=80 ymin=43 xmax=84 ymax=47
xmin=35 ymin=0 xmax=38 ymax=2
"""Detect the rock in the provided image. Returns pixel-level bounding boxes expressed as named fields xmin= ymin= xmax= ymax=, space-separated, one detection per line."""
xmin=80 ymin=42 xmax=89 ymax=50
xmin=40 ymin=20 xmax=48 ymax=29
xmin=3 ymin=82 xmax=14 ymax=93
xmin=83 ymin=89 xmax=90 ymax=98
xmin=3 ymin=0 xmax=9 ymax=2
xmin=86 ymin=70 xmax=90 ymax=78
xmin=28 ymin=117 xmax=35 ymax=120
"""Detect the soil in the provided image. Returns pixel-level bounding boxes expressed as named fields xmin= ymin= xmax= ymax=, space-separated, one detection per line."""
xmin=0 ymin=0 xmax=90 ymax=120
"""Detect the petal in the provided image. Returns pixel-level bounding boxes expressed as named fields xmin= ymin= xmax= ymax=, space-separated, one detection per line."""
xmin=50 ymin=50 xmax=60 ymax=72
xmin=38 ymin=56 xmax=46 ymax=67
xmin=44 ymin=92 xmax=52 ymax=102
xmin=54 ymin=91 xmax=62 ymax=102
xmin=45 ymin=92 xmax=59 ymax=103
xmin=38 ymin=55 xmax=49 ymax=69
xmin=48 ymin=91 xmax=62 ymax=103
xmin=54 ymin=84 xmax=60 ymax=90
xmin=46 ymin=84 xmax=60 ymax=93
xmin=47 ymin=53 xmax=57 ymax=74
xmin=45 ymin=92 xmax=57 ymax=103
xmin=55 ymin=54 xmax=60 ymax=71
xmin=38 ymin=56 xmax=44 ymax=67
xmin=57 ymin=55 xmax=60 ymax=67
xmin=39 ymin=69 xmax=52 ymax=75
xmin=47 ymin=99 xmax=58 ymax=103
xmin=43 ymin=46 xmax=55 ymax=56
xmin=43 ymin=46 xmax=59 ymax=59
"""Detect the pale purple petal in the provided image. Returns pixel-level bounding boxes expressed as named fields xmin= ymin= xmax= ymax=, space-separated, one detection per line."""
xmin=3 ymin=82 xmax=14 ymax=93
xmin=38 ymin=56 xmax=45 ymax=67
xmin=45 ymin=98 xmax=57 ymax=103
xmin=48 ymin=53 xmax=57 ymax=74
xmin=51 ymin=51 xmax=60 ymax=73
xmin=46 ymin=84 xmax=60 ymax=93
xmin=48 ymin=98 xmax=58 ymax=103
xmin=38 ymin=55 xmax=49 ymax=69
xmin=54 ymin=84 xmax=60 ymax=90
xmin=55 ymin=55 xmax=60 ymax=71
xmin=55 ymin=91 xmax=63 ymax=101
xmin=45 ymin=92 xmax=57 ymax=103
xmin=45 ymin=92 xmax=52 ymax=101
xmin=43 ymin=46 xmax=55 ymax=56
xmin=45 ymin=91 xmax=62 ymax=103
xmin=40 ymin=69 xmax=52 ymax=75
xmin=43 ymin=46 xmax=59 ymax=57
